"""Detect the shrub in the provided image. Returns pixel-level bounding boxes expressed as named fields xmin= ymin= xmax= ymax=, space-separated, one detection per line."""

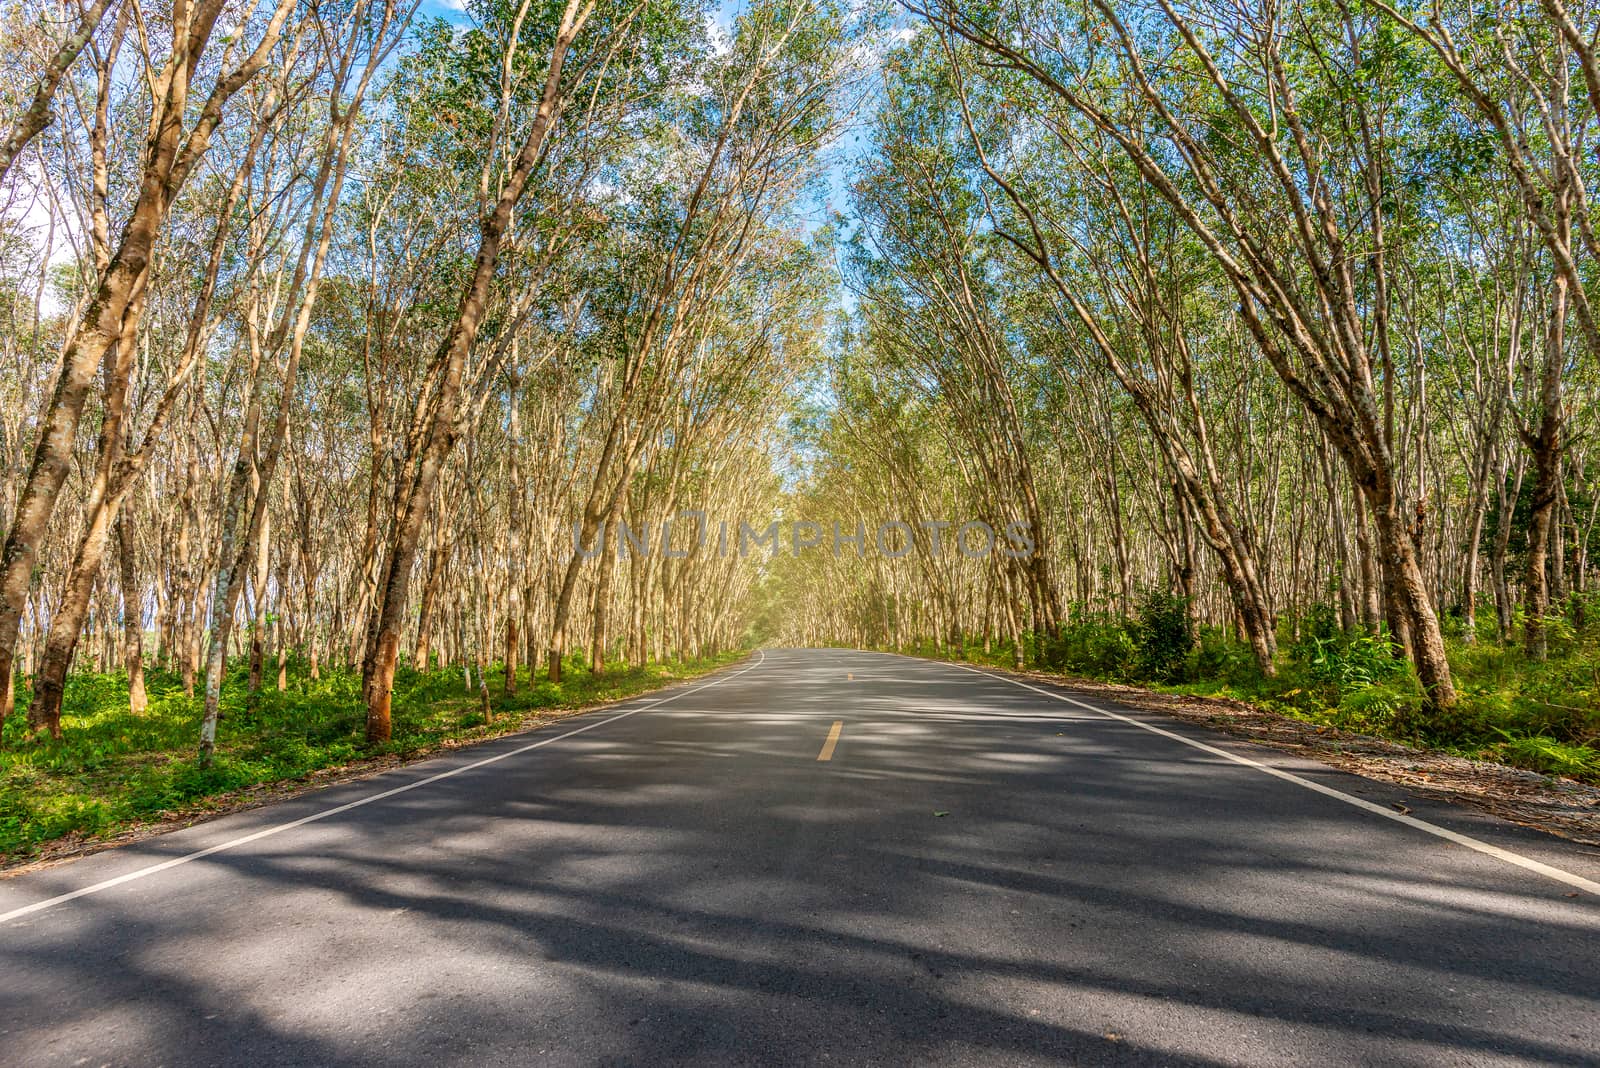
xmin=1492 ymin=732 xmax=1600 ymax=779
xmin=1286 ymin=604 xmax=1405 ymax=696
xmin=1132 ymin=589 xmax=1194 ymax=683
xmin=1287 ymin=602 xmax=1342 ymax=654
xmin=1189 ymin=626 xmax=1264 ymax=687
xmin=1037 ymin=611 xmax=1136 ymax=679
xmin=1332 ymin=678 xmax=1424 ymax=735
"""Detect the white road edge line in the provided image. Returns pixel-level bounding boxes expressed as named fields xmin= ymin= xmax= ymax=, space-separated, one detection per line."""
xmin=0 ymin=649 xmax=768 ymax=926
xmin=918 ymin=655 xmax=1600 ymax=898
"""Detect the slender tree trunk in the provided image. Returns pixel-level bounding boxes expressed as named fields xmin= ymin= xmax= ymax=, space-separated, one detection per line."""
xmin=413 ymin=539 xmax=447 ymax=671
xmin=546 ymin=520 xmax=594 ymax=684
xmin=589 ymin=538 xmax=617 ymax=674
xmin=247 ymin=507 xmax=271 ymax=698
xmin=117 ymin=512 xmax=145 ymax=714
xmin=503 ymin=615 xmax=519 ymax=693
xmin=1523 ymin=266 xmax=1567 ymax=661
xmin=1352 ymin=492 xmax=1382 ymax=630
xmin=1459 ymin=427 xmax=1497 ymax=646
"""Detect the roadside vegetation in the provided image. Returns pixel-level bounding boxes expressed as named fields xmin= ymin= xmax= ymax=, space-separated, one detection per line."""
xmin=0 ymin=652 xmax=742 ymax=863
xmin=903 ymin=594 xmax=1600 ymax=784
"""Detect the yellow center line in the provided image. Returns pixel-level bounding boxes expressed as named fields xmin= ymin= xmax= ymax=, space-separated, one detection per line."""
xmin=816 ymin=720 xmax=843 ymax=761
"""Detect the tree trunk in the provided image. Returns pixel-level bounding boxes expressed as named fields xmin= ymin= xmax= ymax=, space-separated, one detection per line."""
xmin=117 ymin=513 xmax=145 ymax=714
xmin=364 ymin=0 xmax=594 ymax=742
xmin=589 ymin=539 xmax=617 ymax=674
xmin=1523 ymin=267 xmax=1567 ymax=661
xmin=1372 ymin=498 xmax=1457 ymax=709
xmin=413 ymin=539 xmax=447 ymax=671
xmin=503 ymin=615 xmax=519 ymax=694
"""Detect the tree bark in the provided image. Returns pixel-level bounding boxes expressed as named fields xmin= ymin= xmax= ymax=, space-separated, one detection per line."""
xmin=117 ymin=512 xmax=145 ymax=714
xmin=1523 ymin=259 xmax=1567 ymax=661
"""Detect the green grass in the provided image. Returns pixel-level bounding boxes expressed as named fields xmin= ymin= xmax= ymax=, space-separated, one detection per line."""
xmin=0 ymin=650 xmax=745 ymax=863
xmin=899 ymin=610 xmax=1600 ymax=783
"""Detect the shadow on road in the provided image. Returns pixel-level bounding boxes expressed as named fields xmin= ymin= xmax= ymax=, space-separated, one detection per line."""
xmin=2 ymin=650 xmax=1596 ymax=1066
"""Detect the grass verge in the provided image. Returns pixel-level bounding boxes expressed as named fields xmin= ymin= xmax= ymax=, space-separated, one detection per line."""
xmin=0 ymin=650 xmax=746 ymax=867
xmin=894 ymin=604 xmax=1600 ymax=785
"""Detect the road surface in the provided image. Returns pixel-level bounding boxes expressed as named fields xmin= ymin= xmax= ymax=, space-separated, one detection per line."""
xmin=2 ymin=648 xmax=1597 ymax=1066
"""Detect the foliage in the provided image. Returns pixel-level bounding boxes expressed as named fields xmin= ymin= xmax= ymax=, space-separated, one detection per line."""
xmin=0 ymin=652 xmax=743 ymax=862
xmin=1188 ymin=626 xmax=1265 ymax=689
xmin=1132 ymin=590 xmax=1194 ymax=683
xmin=1024 ymin=592 xmax=1192 ymax=683
xmin=1288 ymin=605 xmax=1408 ymax=695
xmin=1035 ymin=610 xmax=1137 ymax=679
xmin=925 ymin=603 xmax=1600 ymax=784
xmin=1490 ymin=733 xmax=1600 ymax=779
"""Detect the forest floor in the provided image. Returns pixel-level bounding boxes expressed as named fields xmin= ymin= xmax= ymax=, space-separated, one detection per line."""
xmin=920 ymin=655 xmax=1600 ymax=848
xmin=0 ymin=650 xmax=747 ymax=873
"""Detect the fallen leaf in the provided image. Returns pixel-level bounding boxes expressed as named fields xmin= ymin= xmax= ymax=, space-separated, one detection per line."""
xmin=933 ymin=810 xmax=949 ymax=817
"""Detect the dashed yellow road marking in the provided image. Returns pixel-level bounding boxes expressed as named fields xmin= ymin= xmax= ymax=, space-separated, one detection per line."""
xmin=817 ymin=720 xmax=843 ymax=761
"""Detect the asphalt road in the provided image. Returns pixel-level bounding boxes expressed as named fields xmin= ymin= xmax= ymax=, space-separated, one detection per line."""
xmin=2 ymin=648 xmax=1598 ymax=1067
